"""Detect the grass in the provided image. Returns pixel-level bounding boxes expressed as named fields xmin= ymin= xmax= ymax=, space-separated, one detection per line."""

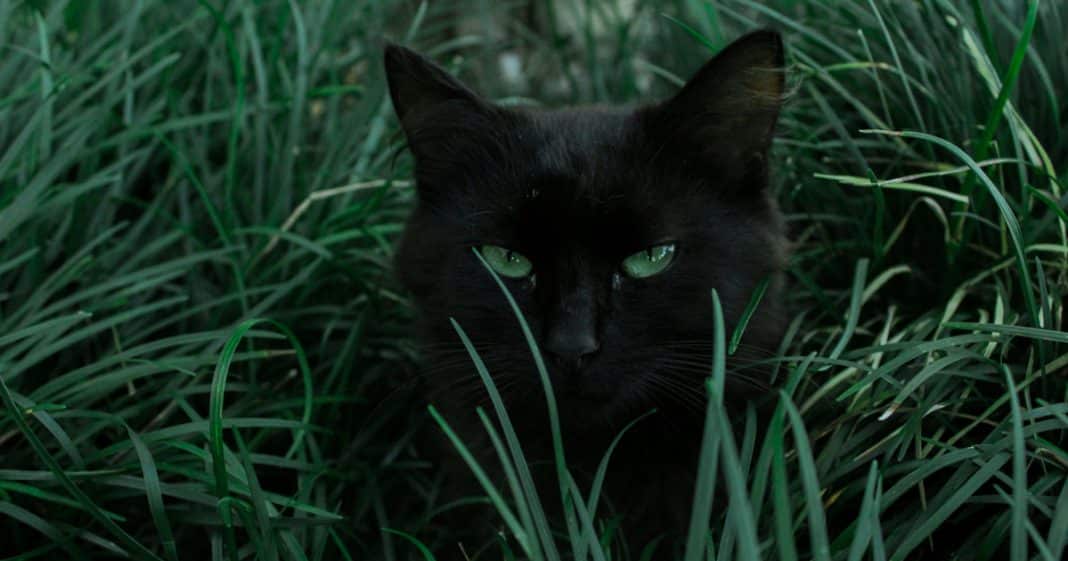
xmin=0 ymin=0 xmax=1066 ymax=560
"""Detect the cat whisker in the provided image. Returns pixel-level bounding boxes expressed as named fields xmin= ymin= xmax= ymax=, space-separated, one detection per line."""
xmin=643 ymin=372 xmax=707 ymax=414
xmin=653 ymin=359 xmax=772 ymax=393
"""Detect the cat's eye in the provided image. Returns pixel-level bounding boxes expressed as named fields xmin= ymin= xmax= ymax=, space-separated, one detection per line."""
xmin=479 ymin=245 xmax=534 ymax=278
xmin=621 ymin=244 xmax=676 ymax=279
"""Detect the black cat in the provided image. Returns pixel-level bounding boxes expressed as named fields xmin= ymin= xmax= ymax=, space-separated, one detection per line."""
xmin=385 ymin=30 xmax=788 ymax=558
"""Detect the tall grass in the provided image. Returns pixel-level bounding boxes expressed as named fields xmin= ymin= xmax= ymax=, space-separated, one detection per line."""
xmin=0 ymin=1 xmax=1065 ymax=560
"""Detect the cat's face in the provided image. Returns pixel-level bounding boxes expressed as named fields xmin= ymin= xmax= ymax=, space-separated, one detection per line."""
xmin=386 ymin=32 xmax=788 ymax=431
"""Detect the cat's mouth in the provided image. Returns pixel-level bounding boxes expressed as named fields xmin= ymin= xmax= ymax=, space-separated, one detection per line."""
xmin=557 ymin=385 xmax=612 ymax=403
xmin=550 ymin=370 xmax=618 ymax=404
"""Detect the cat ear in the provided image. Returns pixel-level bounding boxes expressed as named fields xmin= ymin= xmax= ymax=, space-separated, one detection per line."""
xmin=649 ymin=30 xmax=786 ymax=188
xmin=383 ymin=44 xmax=493 ymax=150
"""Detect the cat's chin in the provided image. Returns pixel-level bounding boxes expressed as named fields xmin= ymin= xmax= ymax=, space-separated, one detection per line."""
xmin=550 ymin=372 xmax=620 ymax=406
xmin=553 ymin=385 xmax=647 ymax=432
xmin=555 ymin=388 xmax=614 ymax=407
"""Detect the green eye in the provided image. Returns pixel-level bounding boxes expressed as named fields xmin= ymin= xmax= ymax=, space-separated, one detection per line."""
xmin=480 ymin=245 xmax=534 ymax=278
xmin=621 ymin=244 xmax=676 ymax=279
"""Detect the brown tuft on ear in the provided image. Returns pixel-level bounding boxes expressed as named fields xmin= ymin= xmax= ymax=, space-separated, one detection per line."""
xmin=646 ymin=30 xmax=787 ymax=191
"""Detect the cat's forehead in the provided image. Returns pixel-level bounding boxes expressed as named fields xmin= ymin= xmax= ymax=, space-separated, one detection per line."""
xmin=514 ymin=107 xmax=652 ymax=205
xmin=528 ymin=108 xmax=634 ymax=171
xmin=529 ymin=107 xmax=627 ymax=162
xmin=484 ymin=108 xmax=681 ymax=250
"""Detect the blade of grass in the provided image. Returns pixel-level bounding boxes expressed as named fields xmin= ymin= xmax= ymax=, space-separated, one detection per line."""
xmin=427 ymin=405 xmax=527 ymax=553
xmin=472 ymin=247 xmax=577 ymax=557
xmin=781 ymin=392 xmax=831 ymax=561
xmin=381 ymin=529 xmax=436 ymax=561
xmin=126 ymin=426 xmax=179 ymax=561
xmin=0 ymin=376 xmax=164 ymax=561
xmin=865 ymin=128 xmax=1040 ymax=326
xmin=449 ymin=319 xmax=551 ymax=560
xmin=890 ymin=454 xmax=1010 ymax=561
xmin=1003 ymin=364 xmax=1028 ymax=561
xmin=682 ymin=289 xmax=728 ymax=561
xmin=729 ymin=277 xmax=769 ymax=355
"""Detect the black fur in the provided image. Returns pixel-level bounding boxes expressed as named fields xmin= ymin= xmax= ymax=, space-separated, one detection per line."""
xmin=385 ymin=31 xmax=789 ymax=556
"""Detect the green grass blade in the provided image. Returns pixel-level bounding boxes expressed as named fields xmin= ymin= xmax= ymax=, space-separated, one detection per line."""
xmin=829 ymin=259 xmax=869 ymax=361
xmin=381 ymin=529 xmax=436 ymax=561
xmin=449 ymin=319 xmax=551 ymax=560
xmin=781 ymin=393 xmax=831 ymax=561
xmin=682 ymin=289 xmax=727 ymax=561
xmin=0 ymin=377 xmax=164 ymax=561
xmin=865 ymin=129 xmax=1040 ymax=326
xmin=889 ymin=454 xmax=1010 ymax=561
xmin=1003 ymin=365 xmax=1028 ymax=561
xmin=427 ymin=405 xmax=527 ymax=553
xmin=729 ymin=277 xmax=769 ymax=356
xmin=126 ymin=426 xmax=179 ymax=561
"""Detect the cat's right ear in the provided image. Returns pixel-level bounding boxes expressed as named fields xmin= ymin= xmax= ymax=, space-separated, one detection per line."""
xmin=383 ymin=44 xmax=491 ymax=150
xmin=644 ymin=30 xmax=786 ymax=193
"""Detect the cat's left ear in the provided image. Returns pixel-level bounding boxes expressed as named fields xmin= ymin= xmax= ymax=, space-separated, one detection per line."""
xmin=383 ymin=44 xmax=493 ymax=150
xmin=648 ymin=30 xmax=786 ymax=186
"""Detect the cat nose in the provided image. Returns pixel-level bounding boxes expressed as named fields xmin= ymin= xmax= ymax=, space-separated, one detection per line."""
xmin=545 ymin=284 xmax=600 ymax=370
xmin=545 ymin=330 xmax=600 ymax=368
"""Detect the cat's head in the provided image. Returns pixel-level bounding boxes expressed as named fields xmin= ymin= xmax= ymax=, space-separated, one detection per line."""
xmin=386 ymin=32 xmax=789 ymax=431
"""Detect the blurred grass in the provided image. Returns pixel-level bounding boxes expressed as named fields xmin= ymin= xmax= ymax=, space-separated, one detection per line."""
xmin=0 ymin=0 xmax=1066 ymax=560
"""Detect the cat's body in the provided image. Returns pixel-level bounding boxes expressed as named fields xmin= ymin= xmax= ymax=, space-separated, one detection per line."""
xmin=385 ymin=31 xmax=788 ymax=557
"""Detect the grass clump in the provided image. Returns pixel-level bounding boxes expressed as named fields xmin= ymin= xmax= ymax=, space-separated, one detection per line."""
xmin=1 ymin=1 xmax=1066 ymax=560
